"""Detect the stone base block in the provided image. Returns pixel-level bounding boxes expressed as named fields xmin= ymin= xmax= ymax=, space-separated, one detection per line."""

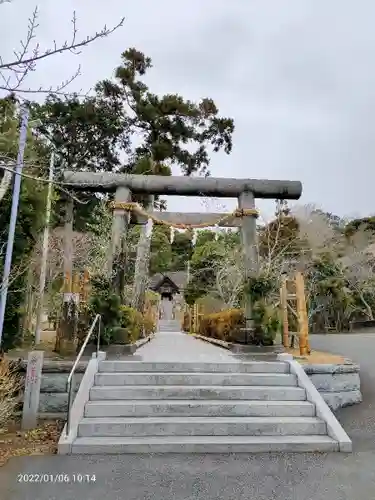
xmin=321 ymin=390 xmax=363 ymax=410
xmin=231 ymin=344 xmax=285 ymax=355
xmin=57 ymin=339 xmax=77 ymax=357
xmin=105 ymin=344 xmax=136 ymax=359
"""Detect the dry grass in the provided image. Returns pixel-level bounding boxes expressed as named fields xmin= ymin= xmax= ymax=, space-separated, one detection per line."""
xmin=0 ymin=358 xmax=22 ymax=432
xmin=286 ymin=348 xmax=346 ymax=364
xmin=0 ymin=419 xmax=64 ymax=467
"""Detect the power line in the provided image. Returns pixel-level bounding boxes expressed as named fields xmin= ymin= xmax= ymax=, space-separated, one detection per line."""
xmin=0 ymin=163 xmax=88 ymax=204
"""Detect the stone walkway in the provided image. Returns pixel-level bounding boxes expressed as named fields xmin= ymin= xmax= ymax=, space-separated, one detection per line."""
xmin=137 ymin=330 xmax=236 ymax=362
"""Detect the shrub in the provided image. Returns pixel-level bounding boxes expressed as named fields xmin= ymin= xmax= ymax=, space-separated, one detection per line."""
xmin=142 ymin=312 xmax=157 ymax=337
xmin=252 ymin=302 xmax=280 ymax=345
xmin=198 ymin=309 xmax=244 ymax=342
xmin=120 ymin=306 xmax=156 ymax=343
xmin=84 ymin=275 xmax=157 ymax=346
xmin=120 ymin=305 xmax=143 ymax=343
xmin=0 ymin=358 xmax=22 ymax=432
xmin=198 ymin=306 xmax=280 ymax=345
xmin=89 ymin=275 xmax=122 ymax=329
xmin=80 ymin=274 xmax=123 ymax=347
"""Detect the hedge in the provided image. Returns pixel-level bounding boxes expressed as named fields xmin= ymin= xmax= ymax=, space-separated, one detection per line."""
xmin=198 ymin=308 xmax=245 ymax=342
xmin=189 ymin=305 xmax=280 ymax=345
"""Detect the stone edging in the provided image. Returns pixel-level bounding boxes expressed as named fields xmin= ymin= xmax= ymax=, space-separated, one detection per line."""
xmin=278 ymin=353 xmax=352 ymax=452
xmin=58 ymin=351 xmax=107 ymax=454
xmin=134 ymin=334 xmax=155 ymax=349
xmin=303 ymin=363 xmax=359 ymax=374
xmin=17 ymin=333 xmax=155 ymax=373
xmin=189 ymin=332 xmax=362 ymax=411
xmin=302 ymin=362 xmax=362 ymax=410
xmin=188 ymin=333 xmax=232 ymax=349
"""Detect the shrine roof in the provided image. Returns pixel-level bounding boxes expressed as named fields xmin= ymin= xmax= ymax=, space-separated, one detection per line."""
xmin=149 ymin=271 xmax=188 ymax=292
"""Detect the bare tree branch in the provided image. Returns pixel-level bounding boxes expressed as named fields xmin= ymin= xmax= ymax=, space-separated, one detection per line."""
xmin=0 ymin=4 xmax=125 ymax=96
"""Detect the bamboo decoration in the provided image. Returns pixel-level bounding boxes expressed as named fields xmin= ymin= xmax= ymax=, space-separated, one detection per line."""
xmin=280 ymin=277 xmax=289 ymax=348
xmin=189 ymin=305 xmax=193 ymax=333
xmin=295 ymin=272 xmax=310 ymax=356
xmin=279 ymin=272 xmax=310 ymax=356
xmin=193 ymin=303 xmax=199 ymax=333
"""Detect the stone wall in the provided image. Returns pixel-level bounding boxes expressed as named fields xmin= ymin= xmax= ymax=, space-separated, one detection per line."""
xmin=20 ymin=360 xmax=89 ymax=418
xmin=19 ymin=336 xmax=153 ymax=418
xmin=303 ymin=363 xmax=362 ymax=410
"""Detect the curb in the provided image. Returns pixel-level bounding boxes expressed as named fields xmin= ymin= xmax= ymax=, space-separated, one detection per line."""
xmin=277 ymin=353 xmax=352 ymax=452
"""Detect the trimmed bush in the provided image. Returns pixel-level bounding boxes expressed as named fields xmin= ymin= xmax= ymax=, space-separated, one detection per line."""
xmin=198 ymin=306 xmax=280 ymax=345
xmin=198 ymin=309 xmax=244 ymax=342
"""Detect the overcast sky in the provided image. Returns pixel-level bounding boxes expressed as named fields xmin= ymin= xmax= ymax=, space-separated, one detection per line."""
xmin=1 ymin=0 xmax=375 ymax=220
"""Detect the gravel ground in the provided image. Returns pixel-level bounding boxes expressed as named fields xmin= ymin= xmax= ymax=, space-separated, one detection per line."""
xmin=1 ymin=333 xmax=374 ymax=500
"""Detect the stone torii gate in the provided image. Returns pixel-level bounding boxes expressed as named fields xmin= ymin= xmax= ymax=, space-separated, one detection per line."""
xmin=63 ymin=171 xmax=302 ymax=341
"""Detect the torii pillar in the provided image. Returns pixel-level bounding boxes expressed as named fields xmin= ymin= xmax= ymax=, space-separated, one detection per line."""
xmin=109 ymin=186 xmax=132 ymax=302
xmin=238 ymin=190 xmax=259 ymax=343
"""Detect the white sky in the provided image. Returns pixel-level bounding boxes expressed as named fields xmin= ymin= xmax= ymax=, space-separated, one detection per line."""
xmin=1 ymin=0 xmax=375 ymax=220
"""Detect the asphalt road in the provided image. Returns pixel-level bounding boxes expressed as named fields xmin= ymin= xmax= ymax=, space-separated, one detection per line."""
xmin=310 ymin=333 xmax=375 ymax=452
xmin=1 ymin=334 xmax=374 ymax=500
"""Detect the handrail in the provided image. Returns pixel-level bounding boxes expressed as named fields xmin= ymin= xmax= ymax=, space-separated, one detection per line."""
xmin=66 ymin=314 xmax=101 ymax=436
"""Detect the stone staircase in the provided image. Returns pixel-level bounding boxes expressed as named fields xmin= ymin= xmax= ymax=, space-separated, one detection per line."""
xmin=158 ymin=319 xmax=181 ymax=332
xmin=70 ymin=360 xmax=342 ymax=454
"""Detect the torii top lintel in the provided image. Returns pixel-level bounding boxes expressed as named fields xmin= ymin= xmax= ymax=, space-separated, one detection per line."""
xmin=63 ymin=171 xmax=302 ymax=200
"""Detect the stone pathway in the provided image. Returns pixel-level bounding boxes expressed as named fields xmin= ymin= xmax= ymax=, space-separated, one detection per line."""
xmin=137 ymin=330 xmax=236 ymax=362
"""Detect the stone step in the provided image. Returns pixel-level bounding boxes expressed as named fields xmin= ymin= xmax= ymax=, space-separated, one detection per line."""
xmin=158 ymin=321 xmax=181 ymax=331
xmin=85 ymin=399 xmax=316 ymax=418
xmin=94 ymin=372 xmax=297 ymax=387
xmin=77 ymin=416 xmax=326 ymax=437
xmin=89 ymin=385 xmax=306 ymax=401
xmin=98 ymin=361 xmax=289 ymax=374
xmin=72 ymin=435 xmax=339 ymax=454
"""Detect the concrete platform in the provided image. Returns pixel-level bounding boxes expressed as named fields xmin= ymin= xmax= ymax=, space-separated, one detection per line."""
xmin=136 ymin=330 xmax=236 ymax=362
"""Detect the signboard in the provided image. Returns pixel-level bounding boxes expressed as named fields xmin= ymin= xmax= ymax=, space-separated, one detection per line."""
xmin=22 ymin=350 xmax=44 ymax=430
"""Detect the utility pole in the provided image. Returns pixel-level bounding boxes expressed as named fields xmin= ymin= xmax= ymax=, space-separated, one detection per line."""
xmin=0 ymin=105 xmax=30 ymax=347
xmin=34 ymin=151 xmax=55 ymax=344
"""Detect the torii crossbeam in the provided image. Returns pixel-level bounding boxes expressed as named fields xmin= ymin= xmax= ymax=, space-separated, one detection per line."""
xmin=63 ymin=170 xmax=302 ymax=343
